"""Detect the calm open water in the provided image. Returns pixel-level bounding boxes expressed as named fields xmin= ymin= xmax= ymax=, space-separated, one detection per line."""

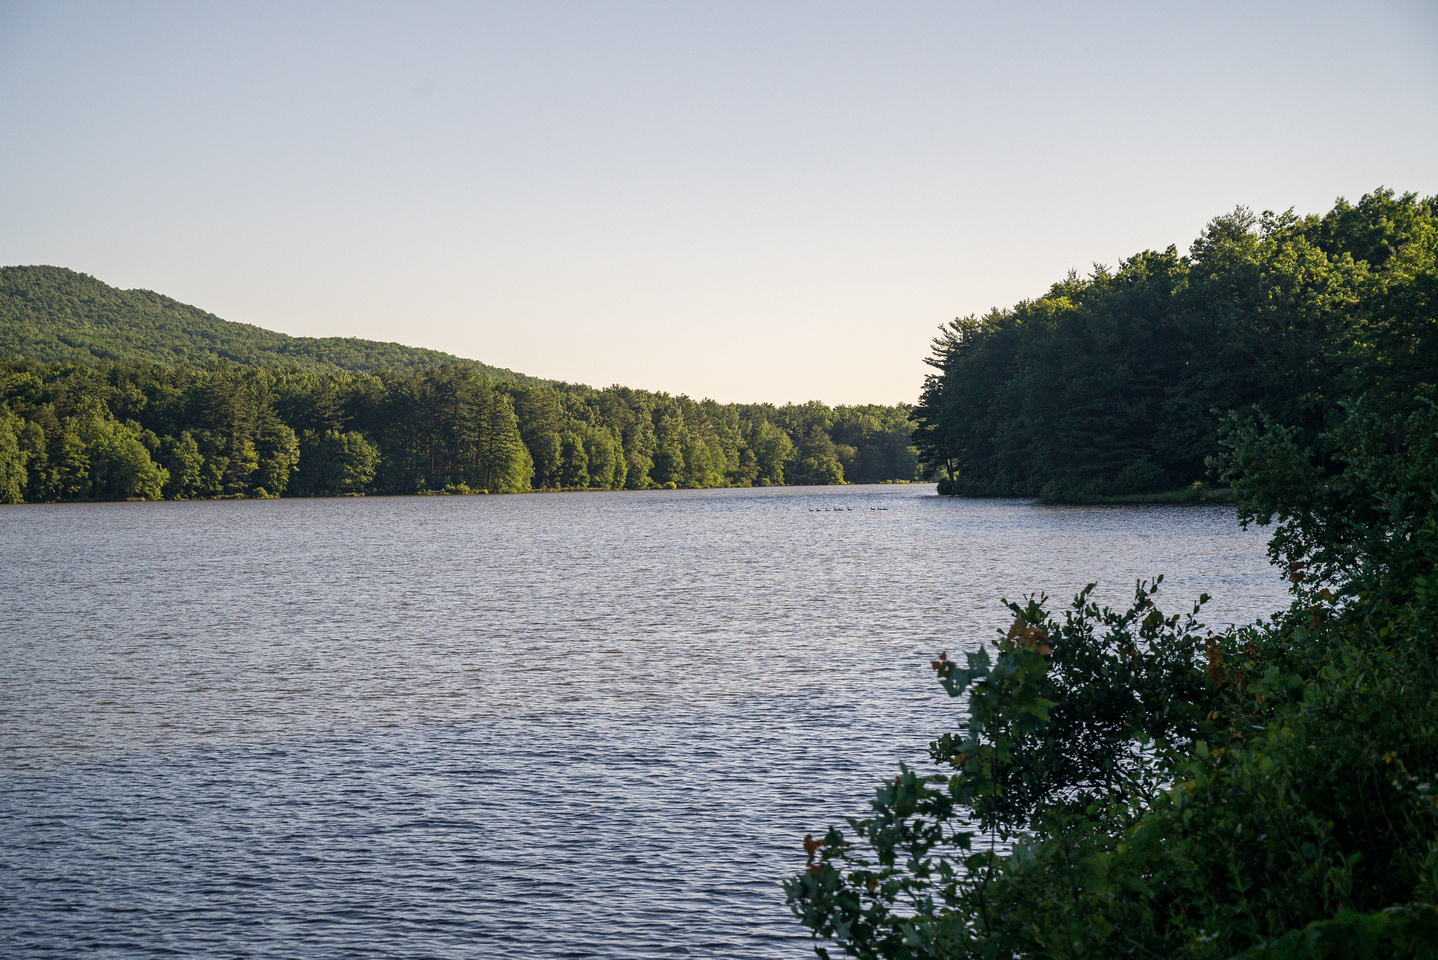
xmin=1 ymin=484 xmax=1290 ymax=958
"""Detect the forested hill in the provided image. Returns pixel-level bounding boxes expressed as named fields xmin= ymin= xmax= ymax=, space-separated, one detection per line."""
xmin=0 ymin=265 xmax=538 ymax=383
xmin=914 ymin=187 xmax=1438 ymax=501
xmin=0 ymin=267 xmax=922 ymax=502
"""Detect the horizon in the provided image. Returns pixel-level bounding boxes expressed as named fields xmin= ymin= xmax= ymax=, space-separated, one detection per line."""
xmin=2 ymin=1 xmax=1436 ymax=405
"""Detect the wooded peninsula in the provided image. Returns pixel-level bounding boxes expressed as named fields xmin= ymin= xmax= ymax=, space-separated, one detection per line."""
xmin=914 ymin=188 xmax=1437 ymax=502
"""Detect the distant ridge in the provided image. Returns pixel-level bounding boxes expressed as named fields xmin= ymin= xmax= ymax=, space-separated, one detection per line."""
xmin=0 ymin=265 xmax=541 ymax=383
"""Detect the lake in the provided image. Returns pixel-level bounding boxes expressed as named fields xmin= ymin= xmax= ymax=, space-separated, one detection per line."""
xmin=1 ymin=484 xmax=1289 ymax=958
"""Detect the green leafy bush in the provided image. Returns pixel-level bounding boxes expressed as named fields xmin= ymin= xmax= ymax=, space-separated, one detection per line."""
xmin=788 ymin=400 xmax=1438 ymax=959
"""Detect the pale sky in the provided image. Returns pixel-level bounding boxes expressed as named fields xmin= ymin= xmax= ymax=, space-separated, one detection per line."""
xmin=2 ymin=1 xmax=1435 ymax=404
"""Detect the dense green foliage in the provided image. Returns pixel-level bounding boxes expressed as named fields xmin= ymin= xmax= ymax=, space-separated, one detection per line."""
xmin=0 ymin=265 xmax=921 ymax=502
xmin=0 ymin=358 xmax=920 ymax=502
xmin=0 ymin=265 xmax=537 ymax=380
xmin=785 ymin=396 xmax=1438 ymax=957
xmin=790 ymin=187 xmax=1438 ymax=955
xmin=914 ymin=188 xmax=1438 ymax=501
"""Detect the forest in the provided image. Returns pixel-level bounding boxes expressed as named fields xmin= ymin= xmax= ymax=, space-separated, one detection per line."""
xmin=788 ymin=187 xmax=1438 ymax=958
xmin=914 ymin=188 xmax=1438 ymax=501
xmin=0 ymin=357 xmax=920 ymax=503
xmin=0 ymin=265 xmax=921 ymax=503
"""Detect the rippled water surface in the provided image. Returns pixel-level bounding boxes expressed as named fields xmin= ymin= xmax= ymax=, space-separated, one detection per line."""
xmin=1 ymin=485 xmax=1289 ymax=957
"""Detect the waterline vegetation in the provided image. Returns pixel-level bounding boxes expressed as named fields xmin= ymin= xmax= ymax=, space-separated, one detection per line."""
xmin=789 ymin=402 xmax=1438 ymax=959
xmin=789 ymin=188 xmax=1438 ymax=957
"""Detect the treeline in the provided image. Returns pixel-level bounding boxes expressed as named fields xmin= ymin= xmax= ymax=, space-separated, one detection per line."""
xmin=915 ymin=187 xmax=1438 ymax=500
xmin=0 ymin=358 xmax=920 ymax=503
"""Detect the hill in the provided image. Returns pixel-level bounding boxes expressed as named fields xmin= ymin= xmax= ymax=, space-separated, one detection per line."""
xmin=0 ymin=265 xmax=922 ymax=502
xmin=0 ymin=265 xmax=539 ymax=383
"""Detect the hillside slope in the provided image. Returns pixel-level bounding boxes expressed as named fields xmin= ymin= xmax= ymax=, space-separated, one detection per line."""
xmin=0 ymin=265 xmax=538 ymax=382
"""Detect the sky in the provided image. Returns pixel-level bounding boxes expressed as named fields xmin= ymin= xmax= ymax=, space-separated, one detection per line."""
xmin=1 ymin=2 xmax=1436 ymax=405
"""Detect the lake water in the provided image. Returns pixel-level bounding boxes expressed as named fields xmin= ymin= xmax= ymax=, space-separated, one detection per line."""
xmin=1 ymin=484 xmax=1289 ymax=958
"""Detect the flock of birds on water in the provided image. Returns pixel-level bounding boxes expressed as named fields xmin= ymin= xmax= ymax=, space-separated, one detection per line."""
xmin=808 ymin=506 xmax=889 ymax=511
